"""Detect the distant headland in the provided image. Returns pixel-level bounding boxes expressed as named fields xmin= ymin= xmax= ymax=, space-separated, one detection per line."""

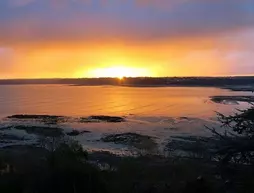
xmin=0 ymin=77 xmax=254 ymax=89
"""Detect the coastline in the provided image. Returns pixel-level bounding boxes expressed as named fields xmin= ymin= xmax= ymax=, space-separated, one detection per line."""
xmin=0 ymin=83 xmax=254 ymax=154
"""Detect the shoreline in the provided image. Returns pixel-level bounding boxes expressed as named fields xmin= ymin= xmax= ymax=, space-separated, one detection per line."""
xmin=1 ymin=84 xmax=253 ymax=155
xmin=1 ymin=82 xmax=254 ymax=93
xmin=211 ymin=95 xmax=254 ymax=104
xmin=0 ymin=76 xmax=254 ymax=90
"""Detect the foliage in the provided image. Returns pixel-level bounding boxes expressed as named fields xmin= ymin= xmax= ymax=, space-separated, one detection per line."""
xmin=211 ymin=106 xmax=254 ymax=164
xmin=217 ymin=107 xmax=254 ymax=136
xmin=0 ymin=139 xmax=107 ymax=193
xmin=165 ymin=106 xmax=254 ymax=164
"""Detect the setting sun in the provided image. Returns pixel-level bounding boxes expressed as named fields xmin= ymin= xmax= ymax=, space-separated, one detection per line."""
xmin=87 ymin=66 xmax=150 ymax=78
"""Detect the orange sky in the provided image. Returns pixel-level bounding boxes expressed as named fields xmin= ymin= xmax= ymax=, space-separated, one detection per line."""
xmin=1 ymin=38 xmax=228 ymax=78
xmin=0 ymin=0 xmax=254 ymax=78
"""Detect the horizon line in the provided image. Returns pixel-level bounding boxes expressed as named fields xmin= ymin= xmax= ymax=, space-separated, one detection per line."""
xmin=1 ymin=75 xmax=254 ymax=80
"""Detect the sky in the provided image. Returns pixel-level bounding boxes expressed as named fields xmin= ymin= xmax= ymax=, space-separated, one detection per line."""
xmin=0 ymin=0 xmax=254 ymax=78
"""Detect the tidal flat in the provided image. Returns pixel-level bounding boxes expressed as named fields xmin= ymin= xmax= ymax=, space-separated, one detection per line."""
xmin=1 ymin=85 xmax=254 ymax=154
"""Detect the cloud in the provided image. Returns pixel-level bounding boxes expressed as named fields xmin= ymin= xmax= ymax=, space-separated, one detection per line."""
xmin=9 ymin=0 xmax=35 ymax=7
xmin=0 ymin=0 xmax=254 ymax=78
xmin=0 ymin=47 xmax=15 ymax=75
xmin=218 ymin=28 xmax=254 ymax=75
xmin=0 ymin=0 xmax=254 ymax=44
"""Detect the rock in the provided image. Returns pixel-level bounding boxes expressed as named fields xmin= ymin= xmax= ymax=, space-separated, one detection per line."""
xmin=14 ymin=125 xmax=64 ymax=137
xmin=66 ymin=130 xmax=90 ymax=136
xmin=101 ymin=132 xmax=157 ymax=150
xmin=80 ymin=115 xmax=125 ymax=123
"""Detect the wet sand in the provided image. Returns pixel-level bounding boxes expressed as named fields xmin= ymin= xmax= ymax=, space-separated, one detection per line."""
xmin=211 ymin=96 xmax=254 ymax=104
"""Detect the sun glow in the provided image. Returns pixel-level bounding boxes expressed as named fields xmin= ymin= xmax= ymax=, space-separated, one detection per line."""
xmin=88 ymin=66 xmax=149 ymax=78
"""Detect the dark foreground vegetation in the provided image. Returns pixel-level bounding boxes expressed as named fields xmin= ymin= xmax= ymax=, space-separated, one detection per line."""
xmin=1 ymin=106 xmax=254 ymax=193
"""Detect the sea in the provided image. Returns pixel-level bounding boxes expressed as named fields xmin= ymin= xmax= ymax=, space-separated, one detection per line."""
xmin=0 ymin=85 xmax=253 ymax=154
